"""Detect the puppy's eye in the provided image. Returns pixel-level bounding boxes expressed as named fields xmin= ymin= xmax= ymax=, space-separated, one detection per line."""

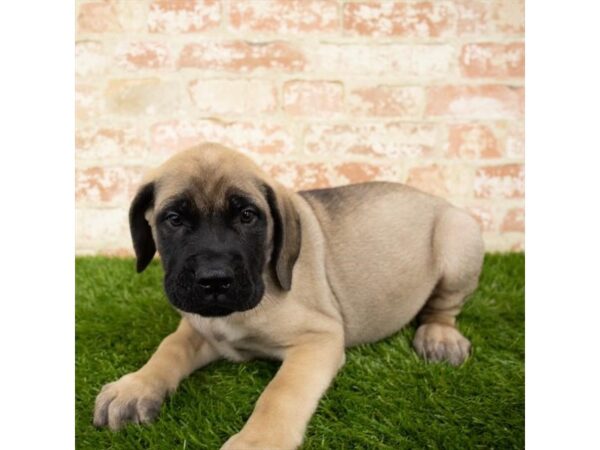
xmin=166 ymin=212 xmax=183 ymax=227
xmin=240 ymin=208 xmax=257 ymax=224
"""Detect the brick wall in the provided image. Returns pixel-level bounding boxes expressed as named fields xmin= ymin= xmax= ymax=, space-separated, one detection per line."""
xmin=75 ymin=0 xmax=525 ymax=255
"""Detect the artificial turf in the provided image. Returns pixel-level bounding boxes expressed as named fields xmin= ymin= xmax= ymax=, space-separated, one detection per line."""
xmin=76 ymin=253 xmax=524 ymax=449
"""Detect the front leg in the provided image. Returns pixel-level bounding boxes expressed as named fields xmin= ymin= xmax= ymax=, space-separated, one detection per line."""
xmin=94 ymin=317 xmax=219 ymax=430
xmin=222 ymin=330 xmax=345 ymax=450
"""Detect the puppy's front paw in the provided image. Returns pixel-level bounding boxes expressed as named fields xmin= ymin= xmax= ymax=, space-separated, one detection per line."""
xmin=93 ymin=372 xmax=166 ymax=430
xmin=221 ymin=430 xmax=302 ymax=450
xmin=413 ymin=323 xmax=471 ymax=366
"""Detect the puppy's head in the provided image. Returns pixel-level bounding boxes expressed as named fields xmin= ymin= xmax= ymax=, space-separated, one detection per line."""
xmin=129 ymin=143 xmax=301 ymax=317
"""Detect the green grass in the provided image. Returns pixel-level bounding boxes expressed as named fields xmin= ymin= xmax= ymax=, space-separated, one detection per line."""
xmin=76 ymin=254 xmax=524 ymax=449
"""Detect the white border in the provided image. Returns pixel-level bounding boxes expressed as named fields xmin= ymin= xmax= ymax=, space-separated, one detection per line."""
xmin=527 ymin=1 xmax=600 ymax=448
xmin=0 ymin=2 xmax=74 ymax=448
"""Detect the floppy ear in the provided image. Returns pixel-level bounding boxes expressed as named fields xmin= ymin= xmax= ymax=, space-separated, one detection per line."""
xmin=264 ymin=184 xmax=302 ymax=291
xmin=129 ymin=182 xmax=156 ymax=273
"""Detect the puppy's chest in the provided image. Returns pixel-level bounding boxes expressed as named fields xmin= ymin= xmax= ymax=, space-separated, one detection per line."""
xmin=185 ymin=314 xmax=283 ymax=362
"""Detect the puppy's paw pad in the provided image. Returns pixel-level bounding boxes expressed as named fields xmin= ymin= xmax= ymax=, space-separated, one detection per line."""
xmin=413 ymin=323 xmax=471 ymax=366
xmin=93 ymin=373 xmax=165 ymax=430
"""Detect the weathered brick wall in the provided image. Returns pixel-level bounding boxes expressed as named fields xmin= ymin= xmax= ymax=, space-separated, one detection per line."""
xmin=76 ymin=0 xmax=524 ymax=255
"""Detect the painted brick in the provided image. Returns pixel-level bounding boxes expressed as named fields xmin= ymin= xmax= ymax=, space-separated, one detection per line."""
xmin=105 ymin=78 xmax=182 ymax=116
xmin=349 ymin=85 xmax=424 ymax=117
xmin=76 ymin=208 xmax=129 ymax=251
xmin=283 ymin=81 xmax=344 ymax=117
xmin=304 ymin=123 xmax=438 ymax=158
xmin=343 ymin=1 xmax=455 ymax=38
xmin=457 ymin=0 xmax=524 ymax=36
xmin=98 ymin=248 xmax=136 ymax=257
xmin=178 ymin=41 xmax=306 ymax=72
xmin=77 ymin=1 xmax=150 ymax=34
xmin=506 ymin=122 xmax=525 ymax=158
xmin=148 ymin=0 xmax=220 ymax=33
xmin=475 ymin=164 xmax=524 ymax=198
xmin=76 ymin=166 xmax=144 ymax=206
xmin=265 ymin=161 xmax=400 ymax=190
xmin=482 ymin=232 xmax=524 ymax=253
xmin=150 ymin=119 xmax=294 ymax=157
xmin=511 ymin=239 xmax=524 ymax=252
xmin=335 ymin=162 xmax=399 ymax=185
xmin=229 ymin=0 xmax=338 ymax=34
xmin=406 ymin=164 xmax=472 ymax=197
xmin=460 ymin=42 xmax=524 ymax=78
xmin=426 ymin=85 xmax=524 ymax=119
xmin=446 ymin=124 xmax=502 ymax=159
xmin=307 ymin=44 xmax=453 ymax=77
xmin=75 ymin=41 xmax=107 ymax=77
xmin=77 ymin=2 xmax=120 ymax=33
xmin=494 ymin=0 xmax=525 ymax=35
xmin=468 ymin=206 xmax=495 ymax=232
xmin=265 ymin=162 xmax=333 ymax=190
xmin=76 ymin=84 xmax=104 ymax=120
xmin=456 ymin=1 xmax=493 ymax=36
xmin=76 ymin=126 xmax=147 ymax=160
xmin=113 ymin=0 xmax=150 ymax=33
xmin=501 ymin=207 xmax=524 ymax=232
xmin=188 ymin=79 xmax=278 ymax=115
xmin=74 ymin=0 xmax=525 ymax=255
xmin=115 ymin=42 xmax=172 ymax=71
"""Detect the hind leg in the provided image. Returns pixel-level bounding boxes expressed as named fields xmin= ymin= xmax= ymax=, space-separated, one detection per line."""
xmin=413 ymin=209 xmax=484 ymax=366
xmin=413 ymin=287 xmax=475 ymax=366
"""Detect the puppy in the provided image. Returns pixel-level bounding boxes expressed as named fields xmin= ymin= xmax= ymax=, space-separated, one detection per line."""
xmin=94 ymin=143 xmax=484 ymax=449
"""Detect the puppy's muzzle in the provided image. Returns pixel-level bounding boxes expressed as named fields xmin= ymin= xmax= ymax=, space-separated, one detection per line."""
xmin=164 ymin=249 xmax=262 ymax=317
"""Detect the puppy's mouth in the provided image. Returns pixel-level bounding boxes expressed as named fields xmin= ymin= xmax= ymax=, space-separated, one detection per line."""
xmin=163 ymin=267 xmax=264 ymax=317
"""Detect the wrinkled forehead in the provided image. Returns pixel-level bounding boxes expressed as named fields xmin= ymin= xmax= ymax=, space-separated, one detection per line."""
xmin=153 ymin=166 xmax=268 ymax=213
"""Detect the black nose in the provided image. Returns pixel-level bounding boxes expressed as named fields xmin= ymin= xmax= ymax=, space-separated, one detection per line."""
xmin=195 ymin=268 xmax=234 ymax=293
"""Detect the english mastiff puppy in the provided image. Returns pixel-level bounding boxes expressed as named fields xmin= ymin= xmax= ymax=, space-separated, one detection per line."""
xmin=94 ymin=143 xmax=484 ymax=449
